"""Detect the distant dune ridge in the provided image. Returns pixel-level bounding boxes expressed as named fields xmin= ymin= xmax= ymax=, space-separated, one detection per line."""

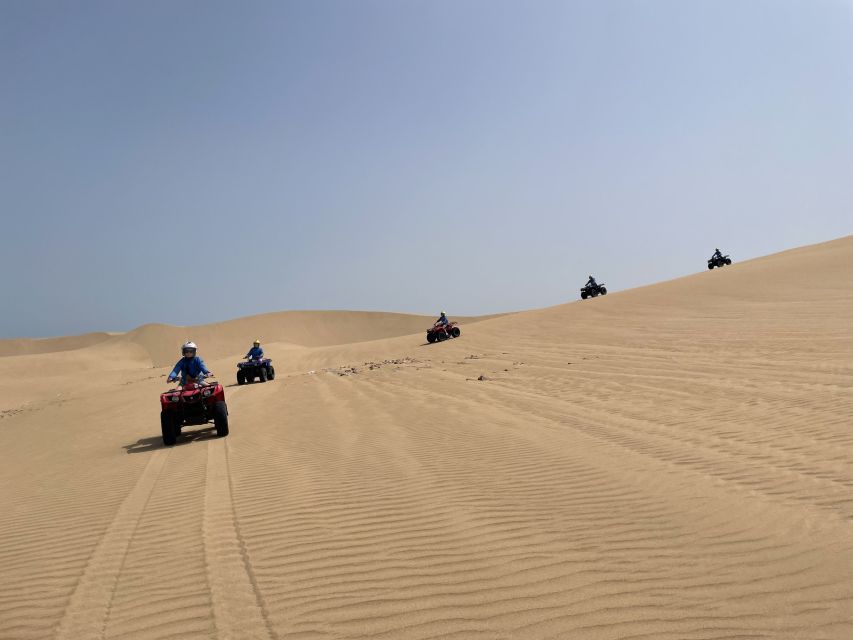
xmin=0 ymin=236 xmax=851 ymax=639
xmin=0 ymin=311 xmax=502 ymax=366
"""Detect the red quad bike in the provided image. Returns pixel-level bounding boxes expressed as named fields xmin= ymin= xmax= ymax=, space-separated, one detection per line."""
xmin=426 ymin=322 xmax=461 ymax=344
xmin=159 ymin=376 xmax=229 ymax=446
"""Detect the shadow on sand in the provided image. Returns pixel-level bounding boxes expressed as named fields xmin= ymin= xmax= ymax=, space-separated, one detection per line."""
xmin=123 ymin=426 xmax=219 ymax=454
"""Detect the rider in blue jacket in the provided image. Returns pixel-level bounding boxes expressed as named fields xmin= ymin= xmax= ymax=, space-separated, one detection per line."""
xmin=586 ymin=275 xmax=598 ymax=288
xmin=435 ymin=311 xmax=449 ymax=326
xmin=167 ymin=341 xmax=211 ymax=384
xmin=245 ymin=340 xmax=264 ymax=359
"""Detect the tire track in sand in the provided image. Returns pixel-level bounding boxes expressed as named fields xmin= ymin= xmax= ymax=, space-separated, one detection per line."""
xmin=203 ymin=437 xmax=275 ymax=640
xmin=55 ymin=448 xmax=169 ymax=640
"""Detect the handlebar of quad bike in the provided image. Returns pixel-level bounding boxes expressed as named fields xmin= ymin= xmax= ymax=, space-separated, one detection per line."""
xmin=167 ymin=373 xmax=216 ymax=390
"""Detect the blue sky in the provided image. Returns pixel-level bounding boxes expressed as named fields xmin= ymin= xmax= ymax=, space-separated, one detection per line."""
xmin=1 ymin=0 xmax=851 ymax=337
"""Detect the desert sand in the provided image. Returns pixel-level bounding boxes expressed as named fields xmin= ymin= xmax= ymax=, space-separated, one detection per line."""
xmin=0 ymin=237 xmax=851 ymax=639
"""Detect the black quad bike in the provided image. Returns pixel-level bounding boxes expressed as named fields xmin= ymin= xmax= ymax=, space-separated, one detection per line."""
xmin=580 ymin=283 xmax=607 ymax=299
xmin=707 ymin=254 xmax=732 ymax=269
xmin=237 ymin=357 xmax=275 ymax=384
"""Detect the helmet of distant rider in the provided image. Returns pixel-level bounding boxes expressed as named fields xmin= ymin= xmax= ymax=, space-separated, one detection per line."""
xmin=440 ymin=311 xmax=446 ymax=317
xmin=182 ymin=341 xmax=197 ymax=357
xmin=253 ymin=339 xmax=261 ymax=346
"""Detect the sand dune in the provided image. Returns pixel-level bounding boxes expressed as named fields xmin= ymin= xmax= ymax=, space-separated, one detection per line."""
xmin=0 ymin=237 xmax=851 ymax=639
xmin=0 ymin=332 xmax=114 ymax=357
xmin=0 ymin=311 xmax=500 ymax=369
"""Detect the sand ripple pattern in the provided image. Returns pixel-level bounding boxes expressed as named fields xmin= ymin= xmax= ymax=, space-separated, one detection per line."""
xmin=0 ymin=236 xmax=851 ymax=639
xmin=55 ymin=449 xmax=169 ymax=640
xmin=203 ymin=439 xmax=274 ymax=640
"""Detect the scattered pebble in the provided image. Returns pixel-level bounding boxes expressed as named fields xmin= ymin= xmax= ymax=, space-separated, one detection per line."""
xmin=324 ymin=357 xmax=422 ymax=377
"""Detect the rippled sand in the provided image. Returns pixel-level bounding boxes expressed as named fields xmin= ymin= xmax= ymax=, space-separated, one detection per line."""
xmin=1 ymin=237 xmax=851 ymax=639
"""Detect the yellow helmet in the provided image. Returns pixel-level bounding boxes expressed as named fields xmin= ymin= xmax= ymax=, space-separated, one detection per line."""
xmin=253 ymin=339 xmax=261 ymax=346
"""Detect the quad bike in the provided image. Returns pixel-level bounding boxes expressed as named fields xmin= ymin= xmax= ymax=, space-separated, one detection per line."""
xmin=580 ymin=282 xmax=607 ymax=299
xmin=426 ymin=322 xmax=461 ymax=343
xmin=237 ymin=357 xmax=275 ymax=385
xmin=159 ymin=375 xmax=228 ymax=446
xmin=707 ymin=254 xmax=732 ymax=269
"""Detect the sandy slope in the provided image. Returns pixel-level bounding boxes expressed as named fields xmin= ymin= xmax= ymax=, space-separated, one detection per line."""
xmin=0 ymin=237 xmax=851 ymax=639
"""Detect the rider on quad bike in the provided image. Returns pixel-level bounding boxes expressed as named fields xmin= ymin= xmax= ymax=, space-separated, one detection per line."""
xmin=580 ymin=276 xmax=607 ymax=299
xmin=161 ymin=342 xmax=228 ymax=446
xmin=237 ymin=339 xmax=275 ymax=384
xmin=167 ymin=341 xmax=213 ymax=385
xmin=427 ymin=312 xmax=461 ymax=343
xmin=245 ymin=339 xmax=264 ymax=360
xmin=707 ymin=248 xmax=732 ymax=269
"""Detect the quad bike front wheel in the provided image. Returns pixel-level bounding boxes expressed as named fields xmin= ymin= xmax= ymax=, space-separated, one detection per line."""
xmin=581 ymin=291 xmax=588 ymax=299
xmin=599 ymin=287 xmax=607 ymax=295
xmin=267 ymin=366 xmax=275 ymax=380
xmin=213 ymin=401 xmax=229 ymax=437
xmin=725 ymin=258 xmax=731 ymax=265
xmin=237 ymin=370 xmax=246 ymax=385
xmin=451 ymin=327 xmax=461 ymax=338
xmin=258 ymin=367 xmax=268 ymax=382
xmin=160 ymin=411 xmax=179 ymax=446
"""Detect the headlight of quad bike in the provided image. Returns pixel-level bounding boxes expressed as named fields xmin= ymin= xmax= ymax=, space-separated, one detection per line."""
xmin=169 ymin=395 xmax=180 ymax=402
xmin=202 ymin=389 xmax=213 ymax=398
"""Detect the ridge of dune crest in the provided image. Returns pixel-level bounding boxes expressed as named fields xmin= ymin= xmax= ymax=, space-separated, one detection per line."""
xmin=0 ymin=235 xmax=851 ymax=640
xmin=0 ymin=331 xmax=115 ymax=357
xmin=0 ymin=310 xmax=504 ymax=367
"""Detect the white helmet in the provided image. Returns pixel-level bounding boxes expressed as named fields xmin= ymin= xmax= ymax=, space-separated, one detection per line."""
xmin=182 ymin=341 xmax=197 ymax=354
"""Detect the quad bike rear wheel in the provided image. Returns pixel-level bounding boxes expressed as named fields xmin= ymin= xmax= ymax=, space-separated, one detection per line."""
xmin=160 ymin=411 xmax=179 ymax=446
xmin=213 ymin=401 xmax=229 ymax=437
xmin=427 ymin=333 xmax=436 ymax=344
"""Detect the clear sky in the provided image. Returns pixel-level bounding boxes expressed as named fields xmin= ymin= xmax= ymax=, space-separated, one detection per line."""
xmin=2 ymin=0 xmax=851 ymax=338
